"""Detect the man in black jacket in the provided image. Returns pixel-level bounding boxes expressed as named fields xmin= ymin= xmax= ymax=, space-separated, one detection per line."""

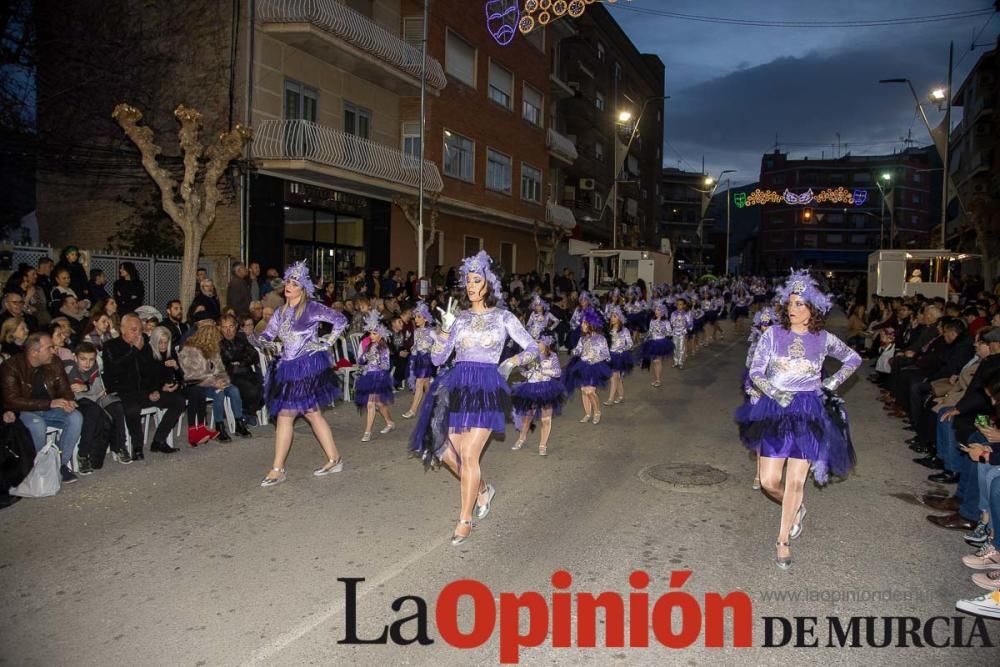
xmin=902 ymin=319 xmax=974 ymax=424
xmin=101 ymin=314 xmax=184 ymax=459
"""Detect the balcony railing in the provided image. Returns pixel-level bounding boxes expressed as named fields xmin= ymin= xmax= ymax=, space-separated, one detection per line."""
xmin=257 ymin=0 xmax=447 ymax=91
xmin=546 ymin=200 xmax=577 ymax=230
xmin=253 ymin=119 xmax=443 ymax=192
xmin=546 ymin=128 xmax=578 ymax=162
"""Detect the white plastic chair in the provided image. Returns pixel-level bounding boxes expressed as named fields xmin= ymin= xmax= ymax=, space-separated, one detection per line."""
xmin=255 ymin=349 xmax=270 ymax=426
xmin=334 ymin=337 xmax=358 ymax=403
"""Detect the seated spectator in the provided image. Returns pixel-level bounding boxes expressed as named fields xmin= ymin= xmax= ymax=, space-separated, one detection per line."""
xmin=248 ymin=300 xmax=263 ymax=325
xmin=57 ymin=295 xmax=89 ymax=342
xmin=113 ymin=262 xmax=145 ymax=314
xmin=63 ymin=342 xmax=131 ymax=472
xmin=178 ymin=314 xmax=251 ymax=442
xmin=0 ymin=332 xmax=83 ymax=483
xmin=162 ymin=299 xmax=189 ymax=346
xmin=323 ymin=282 xmax=337 ymax=307
xmin=101 ymin=314 xmax=185 ymax=458
xmin=0 ymin=317 xmax=28 ymax=358
xmin=149 ymin=325 xmax=213 ymax=447
xmin=48 ymin=267 xmax=77 ymax=313
xmin=846 ymin=303 xmax=867 ymax=351
xmin=261 ymin=278 xmax=284 ymax=311
xmin=81 ymin=313 xmax=113 ymax=351
xmin=349 ymin=297 xmax=371 ymax=336
xmin=34 ymin=257 xmax=54 ymax=303
xmin=239 ymin=316 xmax=255 ymax=338
xmin=88 ymin=268 xmax=109 ymax=303
xmin=49 ymin=322 xmax=75 ymax=362
xmin=190 ymin=278 xmax=221 ymax=320
xmin=388 ymin=315 xmax=411 ymax=390
xmin=55 ymin=246 xmax=90 ymax=303
xmin=1 ymin=290 xmax=38 ymax=333
xmin=143 ymin=316 xmax=160 ymax=336
xmin=90 ymin=298 xmax=121 ymax=338
xmin=219 ymin=314 xmax=263 ymax=425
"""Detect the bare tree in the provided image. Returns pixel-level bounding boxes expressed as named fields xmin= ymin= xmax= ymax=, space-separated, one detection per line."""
xmin=113 ymin=103 xmax=250 ymax=299
xmin=533 ymin=220 xmax=571 ymax=277
xmin=392 ymin=192 xmax=441 ymax=275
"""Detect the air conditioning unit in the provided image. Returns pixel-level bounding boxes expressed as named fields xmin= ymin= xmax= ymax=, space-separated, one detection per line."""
xmin=579 ymin=178 xmax=596 ymax=190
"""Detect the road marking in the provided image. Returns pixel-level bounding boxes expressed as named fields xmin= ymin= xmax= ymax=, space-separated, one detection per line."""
xmin=243 ymin=534 xmax=448 ymax=665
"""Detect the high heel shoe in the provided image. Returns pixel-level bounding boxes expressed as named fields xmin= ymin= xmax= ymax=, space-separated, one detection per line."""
xmin=602 ymin=399 xmax=615 ymax=406
xmin=260 ymin=467 xmax=286 ymax=487
xmin=512 ymin=438 xmax=525 ymax=450
xmin=592 ymin=413 xmax=602 ymax=425
xmin=751 ymin=477 xmax=761 ymax=490
xmin=539 ymin=444 xmax=548 ymax=456
xmin=475 ymin=484 xmax=496 ymax=520
xmin=775 ymin=541 xmax=792 ymax=570
xmin=401 ymin=411 xmax=415 ymax=419
xmin=613 ymin=397 xmax=624 ymax=404
xmin=361 ymin=432 xmax=372 ymax=442
xmin=789 ymin=504 xmax=807 ymax=540
xmin=578 ymin=414 xmax=592 ymax=423
xmin=313 ymin=457 xmax=344 ymax=476
xmin=380 ymin=422 xmax=395 ymax=434
xmin=451 ymin=519 xmax=473 ymax=546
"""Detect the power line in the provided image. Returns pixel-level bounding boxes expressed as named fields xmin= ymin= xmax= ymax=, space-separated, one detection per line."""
xmin=955 ymin=11 xmax=998 ymax=69
xmin=609 ymin=3 xmax=995 ymax=29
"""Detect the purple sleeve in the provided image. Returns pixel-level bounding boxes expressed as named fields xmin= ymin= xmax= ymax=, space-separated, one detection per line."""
xmin=309 ymin=302 xmax=348 ymax=338
xmin=748 ymin=326 xmax=779 ymax=399
xmin=505 ymin=310 xmax=539 ymax=364
xmin=823 ymin=331 xmax=862 ymax=391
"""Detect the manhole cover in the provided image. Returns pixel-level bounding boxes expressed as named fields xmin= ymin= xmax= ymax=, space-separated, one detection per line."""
xmin=640 ymin=463 xmax=728 ymax=491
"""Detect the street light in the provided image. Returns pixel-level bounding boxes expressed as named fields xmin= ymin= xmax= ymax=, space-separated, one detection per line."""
xmin=879 ymin=42 xmax=954 ymax=250
xmin=612 ymin=95 xmax=670 ymax=251
xmin=875 ymin=172 xmax=893 ymax=249
xmin=692 ymin=169 xmax=734 ymax=274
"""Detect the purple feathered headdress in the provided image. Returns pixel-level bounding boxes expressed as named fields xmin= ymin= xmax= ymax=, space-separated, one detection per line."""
xmin=363 ymin=310 xmax=390 ymax=339
xmin=531 ymin=294 xmax=549 ymax=311
xmin=413 ymin=301 xmax=433 ymax=323
xmin=775 ymin=269 xmax=833 ymax=314
xmin=606 ymin=305 xmax=624 ymax=323
xmin=753 ymin=306 xmax=777 ymax=329
xmin=538 ymin=334 xmax=555 ymax=348
xmin=283 ymin=260 xmax=316 ymax=297
xmin=460 ymin=250 xmax=503 ymax=301
xmin=581 ymin=307 xmax=604 ymax=330
xmin=578 ymin=291 xmax=592 ymax=305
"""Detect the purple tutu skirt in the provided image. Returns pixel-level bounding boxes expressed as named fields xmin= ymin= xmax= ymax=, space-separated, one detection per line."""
xmin=731 ymin=305 xmax=750 ymax=321
xmin=266 ymin=351 xmax=340 ymax=416
xmin=409 ymin=361 xmax=511 ymax=465
xmin=640 ymin=336 xmax=674 ymax=362
xmin=626 ymin=312 xmax=650 ymax=333
xmin=734 ymin=390 xmax=856 ymax=485
xmin=609 ymin=350 xmax=635 ymax=375
xmin=354 ymin=369 xmax=395 ymax=408
xmin=511 ymin=378 xmax=567 ymax=421
xmin=563 ymin=357 xmax=613 ymax=392
xmin=705 ymin=310 xmax=719 ymax=323
xmin=408 ymin=352 xmax=435 ymax=379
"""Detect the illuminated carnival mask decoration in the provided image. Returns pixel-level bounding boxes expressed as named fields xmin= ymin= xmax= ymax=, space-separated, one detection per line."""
xmin=486 ymin=0 xmax=520 ymax=46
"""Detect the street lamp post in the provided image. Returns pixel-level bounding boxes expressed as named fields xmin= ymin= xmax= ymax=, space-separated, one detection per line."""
xmin=700 ymin=169 xmax=734 ymax=274
xmin=612 ymin=96 xmax=669 ymax=250
xmin=875 ymin=172 xmax=892 ymax=248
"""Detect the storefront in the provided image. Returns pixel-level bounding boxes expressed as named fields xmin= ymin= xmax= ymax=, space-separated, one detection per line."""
xmin=249 ymin=174 xmax=390 ymax=293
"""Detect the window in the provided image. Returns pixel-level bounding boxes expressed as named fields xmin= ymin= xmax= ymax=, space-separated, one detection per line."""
xmin=596 ymin=41 xmax=605 ymax=61
xmin=402 ymin=17 xmax=424 ymax=48
xmin=446 ymin=30 xmax=476 ymax=87
xmin=911 ymin=214 xmax=919 ymax=224
xmin=463 ymin=235 xmax=483 ymax=257
xmin=913 ymin=172 xmax=922 ymax=183
xmin=826 ymin=233 xmax=843 ymax=244
xmin=595 ymin=91 xmax=605 ymax=111
xmin=830 ymin=173 xmax=846 ymax=182
xmin=613 ymin=62 xmax=622 ymax=81
xmin=853 ymin=172 xmax=872 ymax=183
xmin=522 ymin=84 xmax=543 ymax=126
xmin=912 ymin=192 xmax=921 ymax=204
xmin=402 ymin=122 xmax=421 ymax=160
xmin=500 ymin=242 xmax=516 ymax=274
xmin=343 ymin=101 xmax=371 ymax=139
xmin=825 ymin=213 xmax=844 ymax=223
xmin=850 ymin=233 xmax=867 ymax=245
xmin=521 ymin=163 xmax=542 ymax=203
xmin=443 ymin=130 xmax=474 ymax=182
xmin=488 ymin=60 xmax=513 ymax=109
xmin=802 ymin=233 xmax=818 ymax=248
xmin=284 ymin=80 xmax=317 ymax=121
xmin=486 ymin=149 xmax=512 ymax=194
xmin=594 ymin=141 xmax=604 ymax=161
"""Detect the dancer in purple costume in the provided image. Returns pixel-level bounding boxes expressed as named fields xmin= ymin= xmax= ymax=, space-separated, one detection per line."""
xmin=354 ymin=311 xmax=395 ymax=441
xmin=604 ymin=306 xmax=634 ymax=406
xmin=735 ymin=269 xmax=860 ymax=569
xmin=256 ymin=261 xmax=348 ymax=487
xmin=409 ymin=251 xmax=538 ymax=545
xmin=511 ymin=335 xmax=565 ymax=456
xmin=564 ymin=308 xmax=612 ymax=424
xmin=402 ymin=302 xmax=436 ymax=419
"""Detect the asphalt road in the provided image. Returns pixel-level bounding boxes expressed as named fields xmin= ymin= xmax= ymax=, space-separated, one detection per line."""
xmin=1 ymin=316 xmax=998 ymax=666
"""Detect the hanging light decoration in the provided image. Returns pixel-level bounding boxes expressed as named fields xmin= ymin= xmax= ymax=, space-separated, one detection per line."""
xmin=519 ymin=0 xmax=617 ymax=33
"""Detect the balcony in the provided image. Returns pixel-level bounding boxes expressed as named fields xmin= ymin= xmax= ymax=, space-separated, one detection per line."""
xmin=546 ymin=128 xmax=578 ymax=164
xmin=546 ymin=200 xmax=577 ymax=231
xmin=257 ymin=0 xmax=446 ymax=95
xmin=253 ymin=119 xmax=443 ymax=195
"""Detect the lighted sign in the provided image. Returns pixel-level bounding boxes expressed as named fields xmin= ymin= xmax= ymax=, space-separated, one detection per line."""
xmin=519 ymin=0 xmax=616 ymax=35
xmin=486 ymin=0 xmax=520 ymax=46
xmin=733 ymin=187 xmax=869 ymax=208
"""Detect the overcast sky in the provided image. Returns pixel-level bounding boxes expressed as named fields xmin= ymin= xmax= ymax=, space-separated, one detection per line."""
xmin=607 ymin=0 xmax=999 ymax=186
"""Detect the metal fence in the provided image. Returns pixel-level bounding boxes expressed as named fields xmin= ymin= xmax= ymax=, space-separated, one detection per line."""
xmin=8 ymin=244 xmax=183 ymax=312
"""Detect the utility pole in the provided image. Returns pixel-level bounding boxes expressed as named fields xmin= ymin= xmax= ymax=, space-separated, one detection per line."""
xmin=417 ymin=0 xmax=429 ymax=278
xmin=941 ymin=41 xmax=953 ymax=250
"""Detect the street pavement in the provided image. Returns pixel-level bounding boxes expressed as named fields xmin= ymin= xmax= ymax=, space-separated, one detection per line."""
xmin=1 ymin=314 xmax=998 ymax=666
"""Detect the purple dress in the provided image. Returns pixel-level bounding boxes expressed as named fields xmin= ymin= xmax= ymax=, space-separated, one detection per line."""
xmin=354 ymin=342 xmax=394 ymax=408
xmin=258 ymin=301 xmax=347 ymax=416
xmin=564 ymin=333 xmax=612 ymax=391
xmin=640 ymin=318 xmax=674 ymax=363
xmin=410 ymin=308 xmax=538 ymax=462
xmin=511 ymin=352 xmax=566 ymax=421
xmin=408 ymin=326 xmax=436 ymax=384
xmin=608 ymin=327 xmax=635 ymax=375
xmin=735 ymin=326 xmax=861 ymax=484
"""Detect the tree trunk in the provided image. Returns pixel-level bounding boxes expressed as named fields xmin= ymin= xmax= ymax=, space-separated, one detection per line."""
xmin=181 ymin=226 xmax=204 ymax=307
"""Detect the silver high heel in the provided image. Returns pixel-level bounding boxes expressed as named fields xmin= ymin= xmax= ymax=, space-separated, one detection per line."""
xmin=602 ymin=399 xmax=615 ymax=406
xmin=578 ymin=414 xmax=592 ymax=423
xmin=789 ymin=504 xmax=807 ymax=540
xmin=613 ymin=397 xmax=624 ymax=404
xmin=380 ymin=422 xmax=395 ymax=434
xmin=401 ymin=411 xmax=415 ymax=419
xmin=313 ymin=457 xmax=343 ymax=476
xmin=451 ymin=519 xmax=473 ymax=546
xmin=361 ymin=432 xmax=372 ymax=442
xmin=775 ymin=541 xmax=792 ymax=570
xmin=512 ymin=438 xmax=525 ymax=450
xmin=475 ymin=484 xmax=496 ymax=520
xmin=260 ymin=467 xmax=286 ymax=487
xmin=592 ymin=413 xmax=602 ymax=425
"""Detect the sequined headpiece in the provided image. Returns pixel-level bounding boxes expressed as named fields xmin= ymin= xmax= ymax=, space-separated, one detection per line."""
xmin=581 ymin=307 xmax=604 ymax=330
xmin=606 ymin=305 xmax=624 ymax=324
xmin=753 ymin=306 xmax=777 ymax=329
xmin=531 ymin=294 xmax=549 ymax=311
xmin=363 ymin=310 xmax=390 ymax=339
xmin=775 ymin=269 xmax=833 ymax=314
xmin=653 ymin=300 xmax=667 ymax=315
xmin=413 ymin=301 xmax=433 ymax=323
xmin=283 ymin=260 xmax=316 ymax=297
xmin=460 ymin=250 xmax=503 ymax=301
xmin=578 ymin=291 xmax=592 ymax=305
xmin=538 ymin=334 xmax=555 ymax=348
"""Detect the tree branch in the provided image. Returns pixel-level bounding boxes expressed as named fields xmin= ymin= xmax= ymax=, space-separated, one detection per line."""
xmin=112 ymin=102 xmax=185 ymax=228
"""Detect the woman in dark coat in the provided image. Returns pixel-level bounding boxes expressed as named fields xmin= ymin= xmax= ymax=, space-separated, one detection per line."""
xmin=55 ymin=246 xmax=90 ymax=303
xmin=113 ymin=262 xmax=145 ymax=314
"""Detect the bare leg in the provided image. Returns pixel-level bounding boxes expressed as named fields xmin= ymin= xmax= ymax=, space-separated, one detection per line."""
xmin=365 ymin=401 xmax=377 ymax=434
xmin=265 ymin=414 xmax=296 ymax=479
xmin=617 ymin=373 xmax=625 ymax=401
xmin=539 ymin=410 xmax=553 ymax=447
xmin=378 ymin=403 xmax=393 ymax=424
xmin=303 ymin=410 xmax=340 ymax=462
xmin=518 ymin=416 xmax=531 ymax=443
xmin=778 ymin=459 xmax=810 ymax=544
xmin=451 ymin=428 xmax=491 ymax=539
xmin=579 ymin=390 xmax=590 ymax=417
xmin=408 ymin=379 xmax=427 ymax=415
xmin=605 ymin=373 xmax=619 ymax=404
xmin=652 ymin=358 xmax=662 ymax=384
